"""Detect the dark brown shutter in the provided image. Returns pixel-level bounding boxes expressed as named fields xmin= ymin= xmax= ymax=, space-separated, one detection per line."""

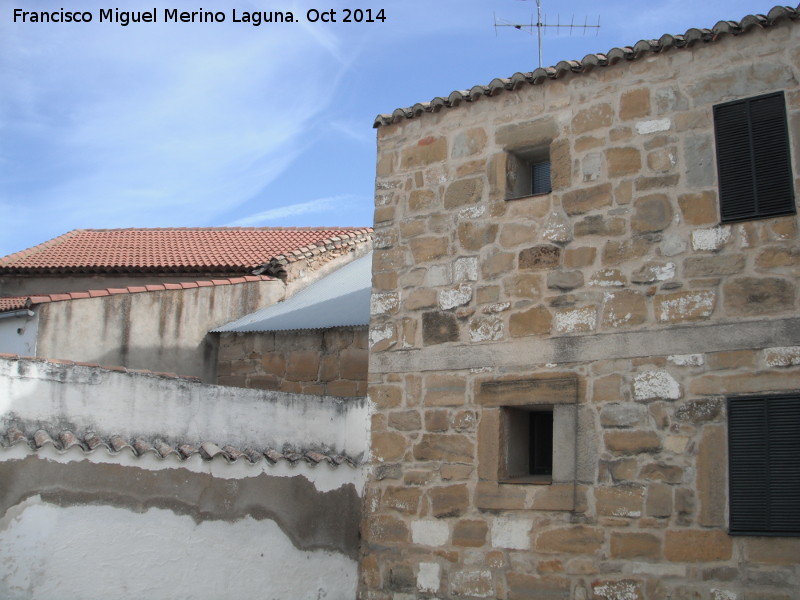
xmin=714 ymin=92 xmax=795 ymax=223
xmin=728 ymin=394 xmax=800 ymax=535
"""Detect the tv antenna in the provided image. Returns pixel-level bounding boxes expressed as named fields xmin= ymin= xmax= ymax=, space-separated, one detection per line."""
xmin=494 ymin=0 xmax=600 ymax=69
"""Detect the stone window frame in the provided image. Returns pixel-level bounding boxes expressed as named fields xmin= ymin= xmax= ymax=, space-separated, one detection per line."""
xmin=727 ymin=391 xmax=800 ymax=536
xmin=476 ymin=374 xmax=579 ymax=512
xmin=505 ymin=145 xmax=553 ymax=200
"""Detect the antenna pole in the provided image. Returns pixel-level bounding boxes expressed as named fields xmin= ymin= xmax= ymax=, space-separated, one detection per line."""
xmin=494 ymin=0 xmax=600 ymax=71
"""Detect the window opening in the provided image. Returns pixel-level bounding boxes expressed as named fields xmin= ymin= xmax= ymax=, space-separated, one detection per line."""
xmin=714 ymin=91 xmax=795 ymax=223
xmin=503 ymin=406 xmax=553 ymax=482
xmin=506 ymin=146 xmax=552 ymax=199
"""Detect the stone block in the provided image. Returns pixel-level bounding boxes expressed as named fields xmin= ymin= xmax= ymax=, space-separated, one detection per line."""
xmin=422 ymin=311 xmax=460 ymax=345
xmin=401 ymin=136 xmax=447 ymax=169
xmin=600 ymin=403 xmax=648 ymax=428
xmin=551 ymin=138 xmax=572 ymax=190
xmin=601 ymin=290 xmax=647 ymax=329
xmin=746 ymin=537 xmax=800 ymax=565
xmin=593 ymin=374 xmax=622 ymax=403
xmin=410 ymin=236 xmax=449 ymax=263
xmin=620 ymin=88 xmax=650 ymax=120
xmin=674 ymin=398 xmax=722 ymax=424
xmin=285 ymin=350 xmax=320 ymax=380
xmin=507 ymin=305 xmax=551 ymax=337
xmin=683 ymin=255 xmax=745 ymax=277
xmin=425 ymin=409 xmax=449 ymax=432
xmin=723 ymin=277 xmax=795 ymax=316
xmin=409 ymin=189 xmax=436 ymax=212
xmin=691 ymin=371 xmax=799 ymax=396
xmin=565 ymin=247 xmax=597 ymax=268
xmin=370 ymin=384 xmax=402 ymax=408
xmin=664 ymin=530 xmax=732 ymax=562
xmin=458 ymin=221 xmax=498 ymax=251
xmin=504 ymin=273 xmax=543 ymax=299
xmin=535 ymin=525 xmax=604 ymax=554
xmin=604 ymin=431 xmax=661 ymax=454
xmin=678 ymin=191 xmax=718 ymax=225
xmin=530 ymin=483 xmax=576 ymax=511
xmin=646 ymin=482 xmax=673 ymax=518
xmin=469 ymin=315 xmax=503 ymax=342
xmin=477 ymin=408 xmax=500 ymax=480
xmin=429 ymin=484 xmax=469 ymax=518
xmin=554 ymin=305 xmax=597 ymax=333
xmin=367 ymin=515 xmax=410 ymax=544
xmin=602 ymin=237 xmax=651 ymax=265
xmin=340 ymin=347 xmax=368 ymax=380
xmin=575 ymin=215 xmax=626 ymax=237
xmin=450 ymin=569 xmax=494 ymax=599
xmin=260 ymin=353 xmax=286 ymax=377
xmin=696 ymin=425 xmax=726 ymax=527
xmin=417 ymin=562 xmax=441 ymax=594
xmin=595 ymin=484 xmax=645 ymax=518
xmin=640 ymin=463 xmax=684 ymax=484
xmin=444 ymin=177 xmax=484 ymax=209
xmin=547 ymin=270 xmax=585 ymax=291
xmin=452 ymin=127 xmax=487 ymax=158
xmin=562 ymin=183 xmax=613 ymax=215
xmin=633 ymin=370 xmax=681 ymax=401
xmin=632 ymin=194 xmax=673 ymax=233
xmin=756 ymin=246 xmax=800 ymax=270
xmin=519 ymin=244 xmax=561 ymax=270
xmin=413 ymin=433 xmax=474 ymax=463
xmin=381 ymin=485 xmax=422 ymax=514
xmin=388 ymin=410 xmax=421 ymax=432
xmin=592 ymin=579 xmax=644 ymax=600
xmin=405 ymin=288 xmax=437 ymax=311
xmin=476 ymin=374 xmax=578 ymax=406
xmin=607 ymin=147 xmax=642 ymax=177
xmin=372 ymin=431 xmax=407 ymax=462
xmin=496 ymin=116 xmax=558 ymax=148
xmin=647 ymin=147 xmax=677 ymax=172
xmin=655 ymin=290 xmax=716 ymax=323
xmin=507 ymin=573 xmax=570 ymax=599
xmin=441 ymin=464 xmax=473 ymax=480
xmin=474 ymin=481 xmax=526 ymax=510
xmin=424 ymin=374 xmax=466 ymax=407
xmin=411 ymin=519 xmax=449 ymax=546
xmin=452 ymin=519 xmax=488 ymax=547
xmin=572 ymin=103 xmax=613 ymax=135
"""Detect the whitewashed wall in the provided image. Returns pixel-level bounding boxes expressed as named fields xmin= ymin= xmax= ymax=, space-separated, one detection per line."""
xmin=0 ymin=355 xmax=369 ymax=600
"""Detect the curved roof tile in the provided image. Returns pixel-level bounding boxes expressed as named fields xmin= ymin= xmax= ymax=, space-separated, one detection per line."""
xmin=374 ymin=5 xmax=799 ymax=127
xmin=0 ymin=227 xmax=372 ymax=275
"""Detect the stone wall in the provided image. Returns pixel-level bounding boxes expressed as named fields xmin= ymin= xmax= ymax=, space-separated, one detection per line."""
xmin=217 ymin=326 xmax=369 ymax=397
xmin=362 ymin=17 xmax=800 ymax=600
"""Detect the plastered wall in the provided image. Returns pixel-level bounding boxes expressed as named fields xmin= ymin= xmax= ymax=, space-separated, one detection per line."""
xmin=0 ymin=355 xmax=369 ymax=600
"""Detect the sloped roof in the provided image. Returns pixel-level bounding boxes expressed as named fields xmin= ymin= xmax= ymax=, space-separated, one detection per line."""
xmin=0 ymin=227 xmax=372 ymax=275
xmin=214 ymin=252 xmax=372 ymax=333
xmin=0 ymin=275 xmax=275 ymax=314
xmin=374 ymin=5 xmax=800 ymax=126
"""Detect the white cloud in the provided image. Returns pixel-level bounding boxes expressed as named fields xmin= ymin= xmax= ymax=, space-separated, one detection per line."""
xmin=228 ymin=194 xmax=362 ymax=225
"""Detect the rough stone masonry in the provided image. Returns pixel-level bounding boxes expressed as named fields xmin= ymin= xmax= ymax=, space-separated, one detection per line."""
xmin=361 ymin=10 xmax=800 ymax=600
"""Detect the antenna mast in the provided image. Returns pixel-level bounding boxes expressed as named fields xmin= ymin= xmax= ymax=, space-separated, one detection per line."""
xmin=494 ymin=0 xmax=600 ymax=69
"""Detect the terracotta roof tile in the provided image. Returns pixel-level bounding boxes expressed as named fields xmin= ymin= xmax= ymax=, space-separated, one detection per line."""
xmin=0 ymin=227 xmax=373 ymax=275
xmin=374 ymin=5 xmax=800 ymax=126
xmin=2 ymin=426 xmax=358 ymax=467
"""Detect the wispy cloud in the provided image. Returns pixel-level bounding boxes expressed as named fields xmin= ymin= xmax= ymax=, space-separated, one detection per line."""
xmin=228 ymin=194 xmax=364 ymax=226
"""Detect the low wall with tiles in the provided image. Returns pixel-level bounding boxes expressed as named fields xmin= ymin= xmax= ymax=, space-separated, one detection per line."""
xmin=0 ymin=355 xmax=368 ymax=600
xmin=216 ymin=326 xmax=368 ymax=397
xmin=362 ymin=13 xmax=800 ymax=600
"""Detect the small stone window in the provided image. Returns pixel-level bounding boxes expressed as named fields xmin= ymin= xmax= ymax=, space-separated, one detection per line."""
xmin=503 ymin=406 xmax=554 ymax=482
xmin=506 ymin=146 xmax=552 ymax=199
xmin=713 ymin=91 xmax=795 ymax=223
xmin=728 ymin=393 xmax=800 ymax=536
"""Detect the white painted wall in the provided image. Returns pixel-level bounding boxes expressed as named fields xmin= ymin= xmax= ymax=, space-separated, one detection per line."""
xmin=0 ymin=496 xmax=357 ymax=600
xmin=0 ymin=311 xmax=37 ymax=357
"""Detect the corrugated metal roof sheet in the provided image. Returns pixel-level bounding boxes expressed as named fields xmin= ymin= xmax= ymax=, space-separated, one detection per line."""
xmin=213 ymin=252 xmax=372 ymax=333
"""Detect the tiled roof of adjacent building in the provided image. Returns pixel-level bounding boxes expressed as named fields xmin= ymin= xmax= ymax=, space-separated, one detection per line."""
xmin=0 ymin=275 xmax=276 ymax=313
xmin=374 ymin=4 xmax=800 ymax=127
xmin=0 ymin=227 xmax=373 ymax=275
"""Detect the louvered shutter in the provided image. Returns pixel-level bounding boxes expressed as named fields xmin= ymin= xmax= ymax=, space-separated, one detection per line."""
xmin=728 ymin=394 xmax=800 ymax=535
xmin=714 ymin=92 xmax=795 ymax=223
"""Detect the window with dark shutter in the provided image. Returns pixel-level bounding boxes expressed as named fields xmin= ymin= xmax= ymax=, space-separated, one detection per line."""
xmin=728 ymin=393 xmax=800 ymax=536
xmin=714 ymin=92 xmax=796 ymax=223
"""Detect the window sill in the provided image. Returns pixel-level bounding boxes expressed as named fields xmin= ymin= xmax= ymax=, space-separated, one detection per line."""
xmin=505 ymin=192 xmax=551 ymax=202
xmin=499 ymin=475 xmax=552 ymax=485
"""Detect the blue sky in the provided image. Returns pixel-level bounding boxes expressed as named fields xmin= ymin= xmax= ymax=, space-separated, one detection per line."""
xmin=0 ymin=0 xmax=773 ymax=256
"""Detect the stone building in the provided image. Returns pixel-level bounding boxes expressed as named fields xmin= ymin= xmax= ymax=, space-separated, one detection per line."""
xmin=362 ymin=6 xmax=799 ymax=600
